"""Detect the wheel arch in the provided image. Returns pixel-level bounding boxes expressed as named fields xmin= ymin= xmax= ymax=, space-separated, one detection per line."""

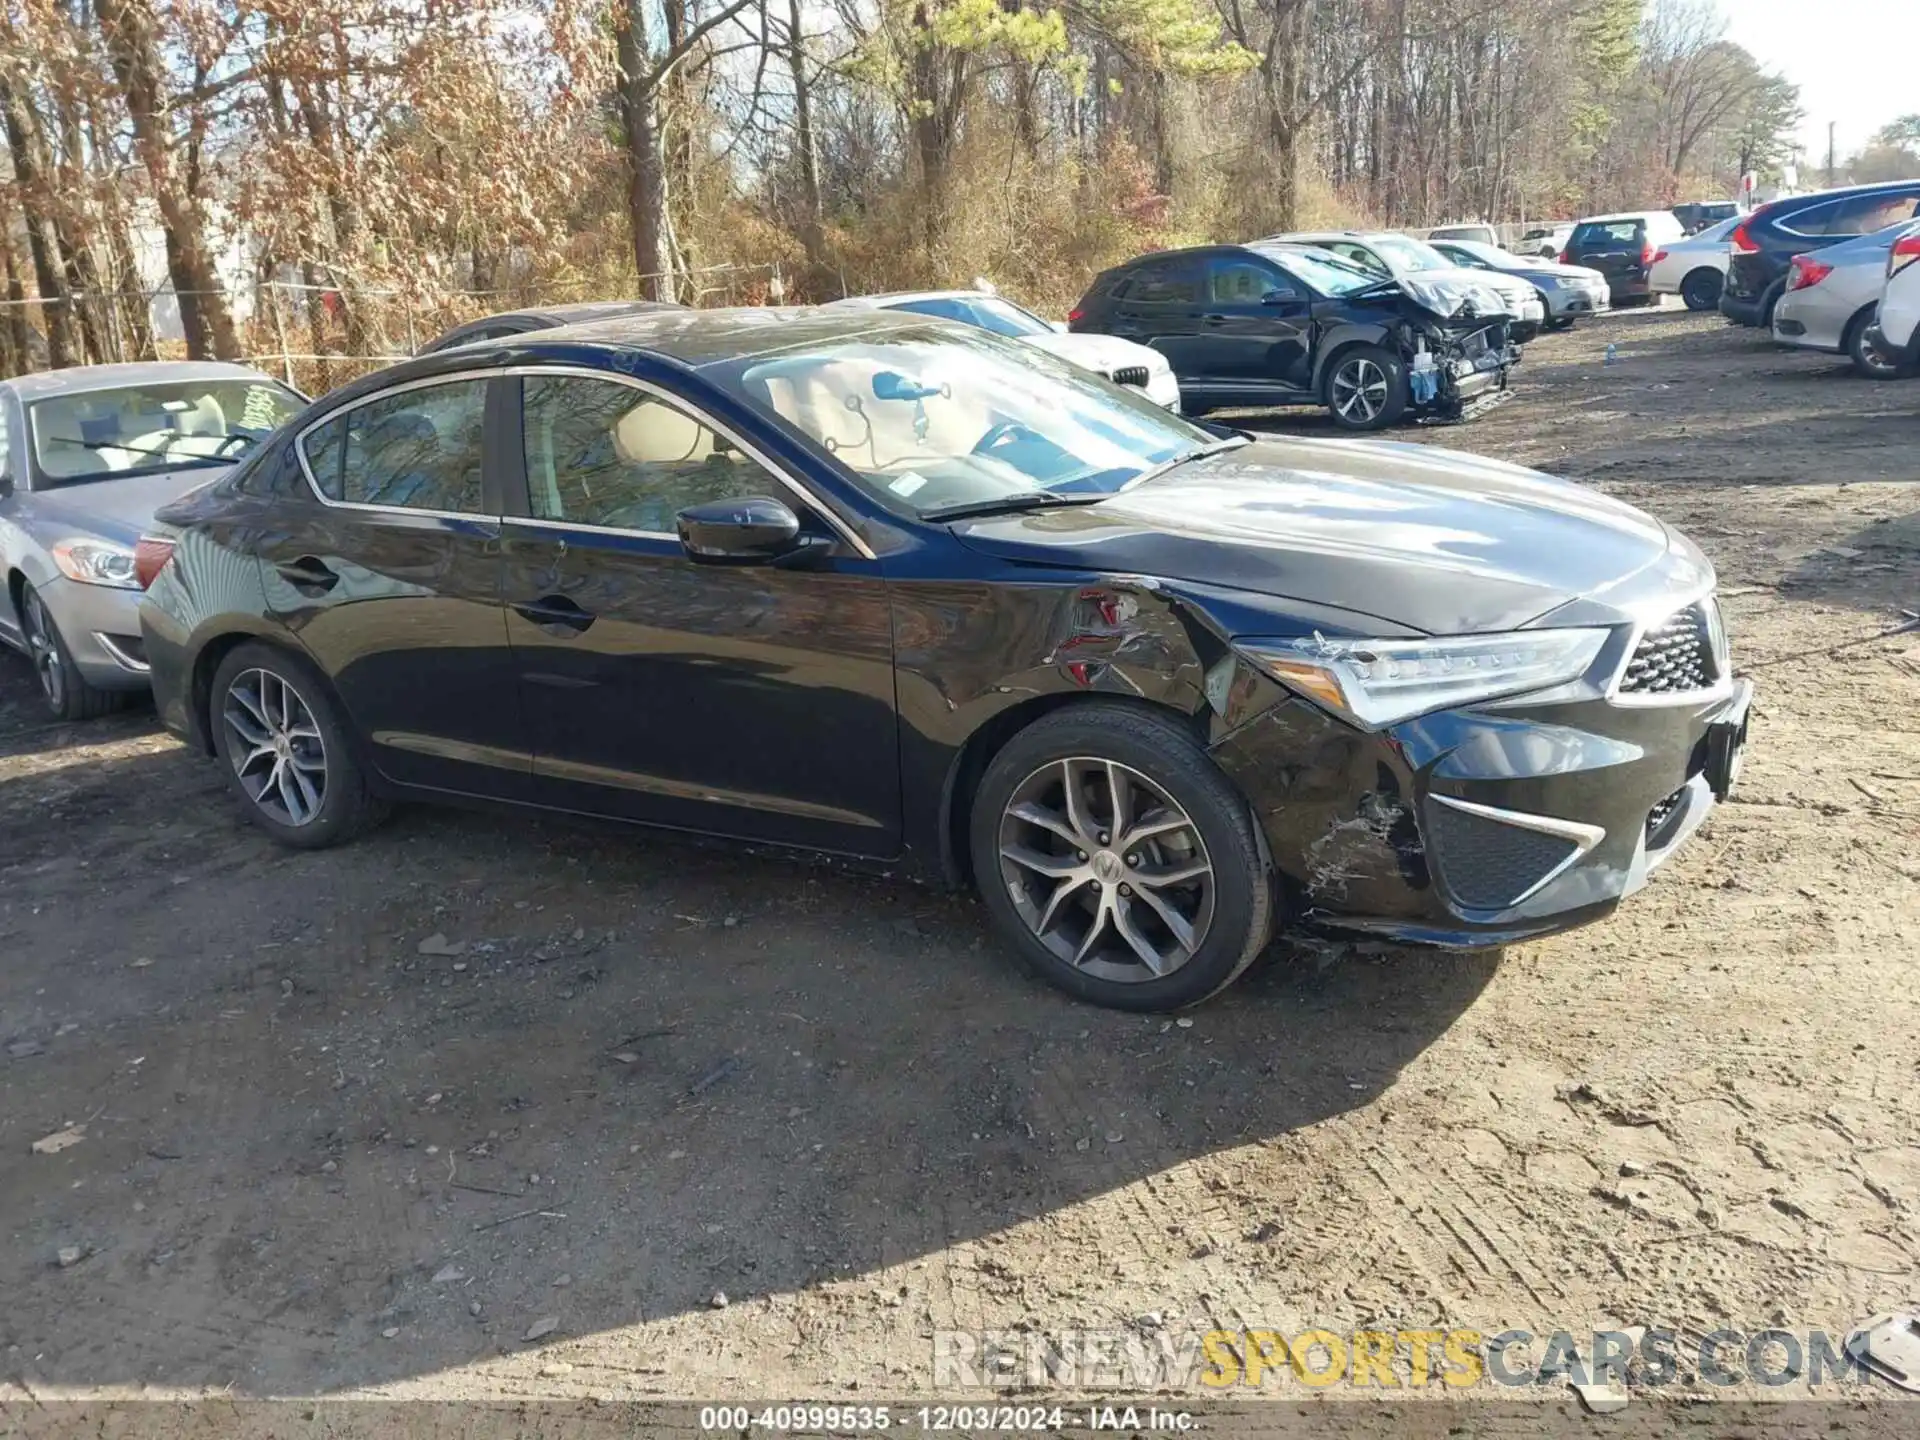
xmin=937 ymin=692 xmax=1211 ymax=890
xmin=187 ymin=624 xmax=337 ymax=759
xmin=1841 ymin=299 xmax=1880 ymax=342
xmin=1308 ymin=323 xmax=1395 ymax=393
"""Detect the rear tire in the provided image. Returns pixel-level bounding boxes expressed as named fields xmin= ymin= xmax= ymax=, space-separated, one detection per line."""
xmin=18 ymin=581 xmax=123 ymax=722
xmin=1680 ymin=268 xmax=1723 ymax=312
xmin=1844 ymin=307 xmax=1902 ymax=379
xmin=1757 ymin=279 xmax=1785 ymax=330
xmin=209 ymin=641 xmax=388 ymax=849
xmin=1323 ymin=345 xmax=1409 ymax=432
xmin=968 ymin=703 xmax=1275 ymax=1012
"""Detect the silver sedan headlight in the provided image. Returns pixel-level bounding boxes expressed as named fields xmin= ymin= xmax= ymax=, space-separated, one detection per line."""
xmin=50 ymin=538 xmax=141 ymax=590
xmin=1236 ymin=629 xmax=1612 ymax=729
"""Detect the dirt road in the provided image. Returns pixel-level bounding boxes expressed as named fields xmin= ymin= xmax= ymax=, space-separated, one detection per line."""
xmin=2 ymin=306 xmax=1916 ymax=1407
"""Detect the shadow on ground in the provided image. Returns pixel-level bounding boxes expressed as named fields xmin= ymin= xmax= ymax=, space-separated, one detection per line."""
xmin=0 ymin=647 xmax=1499 ymax=1392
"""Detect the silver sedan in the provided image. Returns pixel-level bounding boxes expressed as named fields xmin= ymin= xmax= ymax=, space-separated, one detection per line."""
xmin=1427 ymin=238 xmax=1613 ymax=328
xmin=1 ymin=362 xmax=305 ymax=718
xmin=1771 ymin=224 xmax=1907 ymax=377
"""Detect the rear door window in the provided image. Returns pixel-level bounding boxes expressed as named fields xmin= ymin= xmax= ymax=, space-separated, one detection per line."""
xmin=1777 ymin=201 xmax=1842 ymax=237
xmin=1125 ymin=260 xmax=1201 ymax=305
xmin=1825 ymin=191 xmax=1920 ymax=237
xmin=1572 ymin=221 xmax=1643 ymax=247
xmin=300 ymin=378 xmax=491 ymax=513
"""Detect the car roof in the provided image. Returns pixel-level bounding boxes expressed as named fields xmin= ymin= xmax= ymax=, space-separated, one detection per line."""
xmin=1 ymin=360 xmax=280 ymax=400
xmin=1273 ymin=231 xmax=1405 ymax=243
xmin=1574 ymin=211 xmax=1677 ymax=224
xmin=828 ymin=290 xmax=1006 ymax=309
xmin=1765 ymin=178 xmax=1920 ymax=209
xmin=484 ymin=299 xmax=675 ymax=326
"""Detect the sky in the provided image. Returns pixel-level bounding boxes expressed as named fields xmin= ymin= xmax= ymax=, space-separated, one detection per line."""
xmin=1721 ymin=0 xmax=1920 ymax=167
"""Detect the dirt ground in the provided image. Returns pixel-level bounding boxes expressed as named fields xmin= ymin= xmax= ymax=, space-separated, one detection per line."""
xmin=1 ymin=305 xmax=1916 ymax=1411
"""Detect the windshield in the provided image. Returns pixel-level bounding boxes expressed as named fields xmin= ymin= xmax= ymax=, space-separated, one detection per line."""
xmin=1371 ymin=235 xmax=1455 ymax=273
xmin=1261 ymin=247 xmax=1384 ymax=297
xmin=1447 ymin=240 xmax=1523 ymax=270
xmin=965 ymin=298 xmax=1054 ymax=338
xmin=29 ymin=377 xmax=303 ymax=487
xmin=884 ymin=294 xmax=1053 ymax=339
xmin=708 ymin=325 xmax=1215 ymax=518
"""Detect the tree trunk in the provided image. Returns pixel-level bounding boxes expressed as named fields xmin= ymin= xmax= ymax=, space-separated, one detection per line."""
xmin=908 ymin=7 xmax=960 ymax=264
xmin=0 ymin=75 xmax=77 ymax=369
xmin=0 ymin=188 xmax=33 ymax=376
xmin=1148 ymin=70 xmax=1175 ymax=197
xmin=96 ymin=0 xmax=242 ymax=360
xmin=615 ymin=0 xmax=676 ymax=302
xmin=784 ymin=0 xmax=825 ymax=273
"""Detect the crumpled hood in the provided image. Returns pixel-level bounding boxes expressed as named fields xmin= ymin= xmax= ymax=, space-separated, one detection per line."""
xmin=17 ymin=467 xmax=231 ymax=547
xmin=1396 ymin=270 xmax=1527 ymax=319
xmin=951 ymin=435 xmax=1679 ymax=635
xmin=1019 ymin=331 xmax=1169 ymax=375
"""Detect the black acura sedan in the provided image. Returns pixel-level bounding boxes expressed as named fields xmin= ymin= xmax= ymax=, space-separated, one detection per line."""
xmin=137 ymin=309 xmax=1750 ymax=1011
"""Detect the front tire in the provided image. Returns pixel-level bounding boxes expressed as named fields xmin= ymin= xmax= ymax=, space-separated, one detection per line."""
xmin=18 ymin=582 xmax=123 ymax=722
xmin=968 ymin=703 xmax=1275 ymax=1011
xmin=209 ymin=642 xmax=388 ymax=849
xmin=1680 ymin=269 xmax=1722 ymax=311
xmin=1323 ymin=345 xmax=1408 ymax=432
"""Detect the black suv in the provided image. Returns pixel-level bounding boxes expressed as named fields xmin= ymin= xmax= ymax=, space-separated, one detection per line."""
xmin=1721 ymin=181 xmax=1920 ymax=327
xmin=1069 ymin=243 xmax=1518 ymax=431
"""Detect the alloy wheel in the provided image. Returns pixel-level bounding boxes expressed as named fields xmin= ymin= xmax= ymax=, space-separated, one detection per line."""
xmin=1331 ymin=357 xmax=1389 ymax=424
xmin=996 ymin=757 xmax=1215 ymax=983
xmin=223 ymin=668 xmax=329 ymax=827
xmin=21 ymin=588 xmax=65 ymax=712
xmin=1856 ymin=326 xmax=1899 ymax=376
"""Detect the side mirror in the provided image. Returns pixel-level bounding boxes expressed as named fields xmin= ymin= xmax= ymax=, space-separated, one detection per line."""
xmin=1260 ymin=289 xmax=1301 ymax=306
xmin=676 ymin=495 xmax=803 ymax=564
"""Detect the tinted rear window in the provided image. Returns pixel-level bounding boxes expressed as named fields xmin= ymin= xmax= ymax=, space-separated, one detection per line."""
xmin=1572 ymin=221 xmax=1644 ymax=246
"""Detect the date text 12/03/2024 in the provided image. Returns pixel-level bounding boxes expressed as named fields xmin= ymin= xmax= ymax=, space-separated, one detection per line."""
xmin=698 ymin=1405 xmax=1196 ymax=1431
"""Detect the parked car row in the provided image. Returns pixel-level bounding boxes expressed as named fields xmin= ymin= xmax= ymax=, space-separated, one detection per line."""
xmin=0 ymin=287 xmax=1749 ymax=1012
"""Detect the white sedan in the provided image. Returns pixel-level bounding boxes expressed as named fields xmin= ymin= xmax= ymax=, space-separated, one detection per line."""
xmin=1648 ymin=214 xmax=1741 ymax=311
xmin=826 ymin=290 xmax=1183 ymax=411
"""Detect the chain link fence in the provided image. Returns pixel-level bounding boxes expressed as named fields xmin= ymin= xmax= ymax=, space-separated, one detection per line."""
xmin=0 ymin=262 xmax=785 ymax=396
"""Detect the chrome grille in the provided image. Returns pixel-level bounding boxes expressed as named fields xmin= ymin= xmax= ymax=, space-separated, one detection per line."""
xmin=1621 ymin=602 xmax=1716 ymax=694
xmin=1108 ymin=365 xmax=1150 ymax=389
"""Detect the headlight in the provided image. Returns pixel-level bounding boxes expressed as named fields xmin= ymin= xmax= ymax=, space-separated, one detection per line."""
xmin=1236 ymin=628 xmax=1611 ymax=729
xmin=50 ymin=539 xmax=140 ymax=590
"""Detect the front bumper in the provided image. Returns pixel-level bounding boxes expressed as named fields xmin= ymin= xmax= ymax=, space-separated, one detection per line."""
xmin=1144 ymin=369 xmax=1183 ymax=411
xmin=31 ymin=574 xmax=152 ymax=691
xmin=1543 ymin=284 xmax=1611 ymax=320
xmin=1211 ymin=651 xmax=1751 ymax=949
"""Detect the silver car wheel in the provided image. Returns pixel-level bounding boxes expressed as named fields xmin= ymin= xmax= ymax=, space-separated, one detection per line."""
xmin=1331 ymin=357 xmax=1389 ymax=423
xmin=223 ymin=667 xmax=329 ymax=827
xmin=21 ymin=587 xmax=65 ymax=712
xmin=996 ymin=756 xmax=1215 ymax=983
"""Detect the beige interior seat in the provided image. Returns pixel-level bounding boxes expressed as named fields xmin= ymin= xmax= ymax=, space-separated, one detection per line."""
xmin=613 ymin=399 xmax=715 ymax=464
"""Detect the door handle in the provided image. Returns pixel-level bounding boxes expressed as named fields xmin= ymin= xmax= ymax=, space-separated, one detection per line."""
xmin=275 ymin=556 xmax=338 ymax=593
xmin=1202 ymin=313 xmax=1230 ymax=325
xmin=514 ymin=594 xmax=596 ymax=634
